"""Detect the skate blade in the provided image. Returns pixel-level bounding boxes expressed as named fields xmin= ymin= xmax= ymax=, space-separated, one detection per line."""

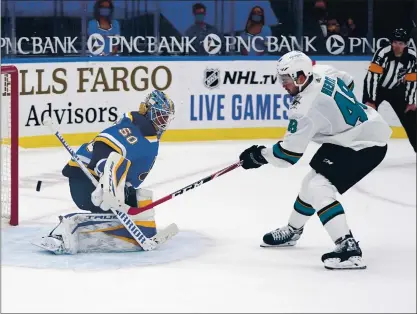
xmin=324 ymin=257 xmax=367 ymax=270
xmin=260 ymin=241 xmax=297 ymax=248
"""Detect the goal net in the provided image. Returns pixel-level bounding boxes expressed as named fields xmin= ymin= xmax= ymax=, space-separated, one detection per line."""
xmin=1 ymin=65 xmax=19 ymax=226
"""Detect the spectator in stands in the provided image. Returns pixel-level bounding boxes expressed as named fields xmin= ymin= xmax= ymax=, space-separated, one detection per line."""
xmin=314 ymin=0 xmax=328 ymax=38
xmin=184 ymin=3 xmax=222 ymax=55
xmin=87 ymin=0 xmax=120 ymax=56
xmin=340 ymin=17 xmax=360 ymax=54
xmin=303 ymin=0 xmax=327 ymax=54
xmin=345 ymin=18 xmax=358 ymax=37
xmin=240 ymin=6 xmax=272 ymax=56
xmin=327 ymin=18 xmax=341 ymax=37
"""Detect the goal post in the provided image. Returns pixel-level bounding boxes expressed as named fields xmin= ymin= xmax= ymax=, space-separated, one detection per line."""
xmin=1 ymin=65 xmax=19 ymax=226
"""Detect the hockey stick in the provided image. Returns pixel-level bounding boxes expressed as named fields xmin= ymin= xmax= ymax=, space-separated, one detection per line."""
xmin=127 ymin=160 xmax=242 ymax=215
xmin=42 ymin=118 xmax=161 ymax=251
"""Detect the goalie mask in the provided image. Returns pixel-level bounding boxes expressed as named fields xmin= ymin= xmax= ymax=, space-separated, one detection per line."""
xmin=139 ymin=90 xmax=175 ymax=136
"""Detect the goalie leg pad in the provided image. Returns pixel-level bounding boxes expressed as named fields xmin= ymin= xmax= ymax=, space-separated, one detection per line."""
xmin=34 ymin=189 xmax=179 ymax=254
xmin=36 ymin=213 xmax=157 ymax=254
xmin=135 ymin=188 xmax=156 ymax=221
xmin=77 ymin=213 xmax=157 ymax=252
xmin=36 ymin=214 xmax=79 ymax=255
xmin=123 ymin=187 xmax=156 ymax=221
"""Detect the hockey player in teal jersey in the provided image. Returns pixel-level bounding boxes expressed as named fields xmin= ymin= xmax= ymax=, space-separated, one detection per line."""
xmin=238 ymin=51 xmax=391 ymax=270
xmin=37 ymin=90 xmax=175 ymax=254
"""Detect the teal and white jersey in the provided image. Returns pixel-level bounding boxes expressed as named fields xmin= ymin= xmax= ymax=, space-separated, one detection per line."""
xmin=313 ymin=64 xmax=354 ymax=90
xmin=262 ymin=71 xmax=392 ymax=167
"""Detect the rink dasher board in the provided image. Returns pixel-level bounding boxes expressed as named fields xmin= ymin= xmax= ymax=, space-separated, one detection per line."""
xmin=1 ymin=56 xmax=405 ymax=148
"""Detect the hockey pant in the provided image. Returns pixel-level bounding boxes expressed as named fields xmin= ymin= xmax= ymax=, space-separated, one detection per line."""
xmin=68 ymin=176 xmax=140 ymax=214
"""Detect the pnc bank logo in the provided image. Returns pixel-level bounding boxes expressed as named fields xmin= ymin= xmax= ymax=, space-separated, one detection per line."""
xmin=326 ymin=35 xmax=345 ymax=55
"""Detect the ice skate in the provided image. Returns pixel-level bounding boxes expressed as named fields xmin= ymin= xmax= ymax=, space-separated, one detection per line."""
xmin=322 ymin=237 xmax=366 ymax=270
xmin=261 ymin=224 xmax=303 ymax=247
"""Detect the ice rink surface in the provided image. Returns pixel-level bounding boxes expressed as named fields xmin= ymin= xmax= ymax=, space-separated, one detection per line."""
xmin=1 ymin=139 xmax=416 ymax=313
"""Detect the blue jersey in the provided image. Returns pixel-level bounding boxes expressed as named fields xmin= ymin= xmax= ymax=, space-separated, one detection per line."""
xmin=62 ymin=112 xmax=158 ymax=189
xmin=87 ymin=19 xmax=120 ymax=55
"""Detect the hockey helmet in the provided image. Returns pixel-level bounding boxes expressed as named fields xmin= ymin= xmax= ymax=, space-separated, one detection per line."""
xmin=391 ymin=28 xmax=409 ymax=43
xmin=276 ymin=51 xmax=313 ymax=92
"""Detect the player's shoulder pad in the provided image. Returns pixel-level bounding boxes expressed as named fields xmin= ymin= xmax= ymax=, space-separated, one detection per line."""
xmin=288 ymin=95 xmax=309 ymax=118
xmin=94 ymin=114 xmax=140 ymax=156
xmin=127 ymin=112 xmax=158 ymax=143
xmin=290 ymin=82 xmax=320 ymax=118
xmin=313 ymin=63 xmax=333 ymax=75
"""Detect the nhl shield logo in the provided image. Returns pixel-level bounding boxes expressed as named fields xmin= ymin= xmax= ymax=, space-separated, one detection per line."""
xmin=204 ymin=68 xmax=220 ymax=89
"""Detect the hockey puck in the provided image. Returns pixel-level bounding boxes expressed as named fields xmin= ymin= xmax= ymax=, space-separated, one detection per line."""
xmin=36 ymin=180 xmax=42 ymax=192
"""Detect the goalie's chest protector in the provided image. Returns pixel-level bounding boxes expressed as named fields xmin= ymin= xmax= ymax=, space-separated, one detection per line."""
xmin=124 ymin=133 xmax=159 ymax=189
xmin=95 ymin=115 xmax=160 ymax=189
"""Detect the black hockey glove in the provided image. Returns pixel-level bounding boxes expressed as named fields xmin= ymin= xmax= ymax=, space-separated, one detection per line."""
xmin=239 ymin=145 xmax=268 ymax=170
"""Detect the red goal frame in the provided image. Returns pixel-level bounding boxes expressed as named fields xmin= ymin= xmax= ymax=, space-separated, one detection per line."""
xmin=1 ymin=65 xmax=19 ymax=226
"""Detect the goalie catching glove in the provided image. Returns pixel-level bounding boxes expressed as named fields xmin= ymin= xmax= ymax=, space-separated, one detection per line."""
xmin=91 ymin=151 xmax=131 ymax=212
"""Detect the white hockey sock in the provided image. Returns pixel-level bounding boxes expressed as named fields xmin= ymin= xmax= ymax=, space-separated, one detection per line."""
xmin=288 ymin=196 xmax=316 ymax=230
xmin=317 ymin=201 xmax=351 ymax=243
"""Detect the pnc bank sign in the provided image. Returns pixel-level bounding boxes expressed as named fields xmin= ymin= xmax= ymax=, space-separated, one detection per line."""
xmin=325 ymin=34 xmax=416 ymax=55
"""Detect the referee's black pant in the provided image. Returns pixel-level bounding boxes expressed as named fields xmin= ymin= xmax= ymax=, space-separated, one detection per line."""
xmin=375 ymin=86 xmax=417 ymax=152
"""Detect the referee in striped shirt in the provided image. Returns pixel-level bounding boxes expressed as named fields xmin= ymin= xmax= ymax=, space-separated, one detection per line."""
xmin=363 ymin=28 xmax=417 ymax=152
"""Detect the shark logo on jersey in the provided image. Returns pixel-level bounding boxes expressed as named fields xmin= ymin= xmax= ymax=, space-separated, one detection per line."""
xmin=290 ymin=95 xmax=302 ymax=109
